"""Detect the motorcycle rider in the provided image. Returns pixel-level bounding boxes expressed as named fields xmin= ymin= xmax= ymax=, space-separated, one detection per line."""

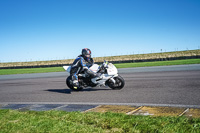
xmin=70 ymin=48 xmax=101 ymax=87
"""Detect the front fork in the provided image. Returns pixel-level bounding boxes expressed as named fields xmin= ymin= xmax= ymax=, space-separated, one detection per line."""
xmin=109 ymin=74 xmax=118 ymax=84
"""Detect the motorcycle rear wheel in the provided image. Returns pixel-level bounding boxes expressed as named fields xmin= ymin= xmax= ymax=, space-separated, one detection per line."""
xmin=66 ymin=76 xmax=83 ymax=91
xmin=106 ymin=75 xmax=125 ymax=90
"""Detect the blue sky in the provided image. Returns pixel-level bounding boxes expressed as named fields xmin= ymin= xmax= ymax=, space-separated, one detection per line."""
xmin=0 ymin=0 xmax=200 ymax=62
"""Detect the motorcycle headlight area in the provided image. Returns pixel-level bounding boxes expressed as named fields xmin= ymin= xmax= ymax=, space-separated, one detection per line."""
xmin=107 ymin=63 xmax=118 ymax=75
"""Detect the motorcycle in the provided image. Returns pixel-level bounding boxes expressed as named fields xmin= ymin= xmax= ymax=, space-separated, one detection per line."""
xmin=63 ymin=61 xmax=125 ymax=91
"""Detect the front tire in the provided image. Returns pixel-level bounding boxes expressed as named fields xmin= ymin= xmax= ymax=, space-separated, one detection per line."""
xmin=66 ymin=76 xmax=83 ymax=91
xmin=106 ymin=75 xmax=125 ymax=90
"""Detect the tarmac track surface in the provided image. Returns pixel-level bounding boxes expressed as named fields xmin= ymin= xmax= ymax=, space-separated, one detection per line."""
xmin=0 ymin=64 xmax=200 ymax=108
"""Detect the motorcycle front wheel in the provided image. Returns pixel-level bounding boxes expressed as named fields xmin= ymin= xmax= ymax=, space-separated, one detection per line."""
xmin=66 ymin=76 xmax=83 ymax=91
xmin=106 ymin=75 xmax=125 ymax=90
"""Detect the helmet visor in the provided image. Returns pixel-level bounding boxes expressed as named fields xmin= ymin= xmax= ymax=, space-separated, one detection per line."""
xmin=85 ymin=54 xmax=91 ymax=58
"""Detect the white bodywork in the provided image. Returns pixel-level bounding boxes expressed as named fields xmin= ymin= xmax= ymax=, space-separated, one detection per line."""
xmin=63 ymin=63 xmax=118 ymax=75
xmin=88 ymin=64 xmax=99 ymax=73
xmin=107 ymin=63 xmax=118 ymax=75
xmin=63 ymin=62 xmax=118 ymax=86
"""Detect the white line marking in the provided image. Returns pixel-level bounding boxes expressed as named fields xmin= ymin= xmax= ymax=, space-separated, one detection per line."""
xmin=179 ymin=108 xmax=189 ymax=116
xmin=1 ymin=102 xmax=200 ymax=108
xmin=84 ymin=105 xmax=102 ymax=113
xmin=126 ymin=106 xmax=143 ymax=115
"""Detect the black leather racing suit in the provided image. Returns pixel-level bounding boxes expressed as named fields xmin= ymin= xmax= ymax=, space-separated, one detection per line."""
xmin=70 ymin=55 xmax=97 ymax=81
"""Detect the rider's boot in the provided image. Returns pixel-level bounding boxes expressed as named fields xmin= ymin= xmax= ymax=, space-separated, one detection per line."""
xmin=73 ymin=80 xmax=79 ymax=89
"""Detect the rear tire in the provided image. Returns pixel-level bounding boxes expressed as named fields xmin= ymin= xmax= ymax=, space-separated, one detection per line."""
xmin=106 ymin=75 xmax=125 ymax=90
xmin=66 ymin=76 xmax=83 ymax=91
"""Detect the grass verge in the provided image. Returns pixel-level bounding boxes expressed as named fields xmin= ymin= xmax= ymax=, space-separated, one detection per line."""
xmin=0 ymin=109 xmax=200 ymax=133
xmin=115 ymin=58 xmax=200 ymax=68
xmin=0 ymin=59 xmax=200 ymax=75
xmin=0 ymin=67 xmax=63 ymax=75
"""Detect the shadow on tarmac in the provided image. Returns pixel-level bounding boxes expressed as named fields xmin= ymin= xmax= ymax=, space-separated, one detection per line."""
xmin=45 ymin=88 xmax=111 ymax=94
xmin=46 ymin=89 xmax=72 ymax=94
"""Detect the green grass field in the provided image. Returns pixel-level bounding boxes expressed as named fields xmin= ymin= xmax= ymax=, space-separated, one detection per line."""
xmin=114 ymin=58 xmax=200 ymax=68
xmin=0 ymin=109 xmax=200 ymax=133
xmin=0 ymin=59 xmax=200 ymax=75
xmin=0 ymin=67 xmax=63 ymax=75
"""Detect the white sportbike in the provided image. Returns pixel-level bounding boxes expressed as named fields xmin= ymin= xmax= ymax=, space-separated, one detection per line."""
xmin=63 ymin=61 xmax=125 ymax=91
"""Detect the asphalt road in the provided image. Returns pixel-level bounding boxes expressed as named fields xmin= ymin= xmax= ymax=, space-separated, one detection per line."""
xmin=0 ymin=64 xmax=200 ymax=107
